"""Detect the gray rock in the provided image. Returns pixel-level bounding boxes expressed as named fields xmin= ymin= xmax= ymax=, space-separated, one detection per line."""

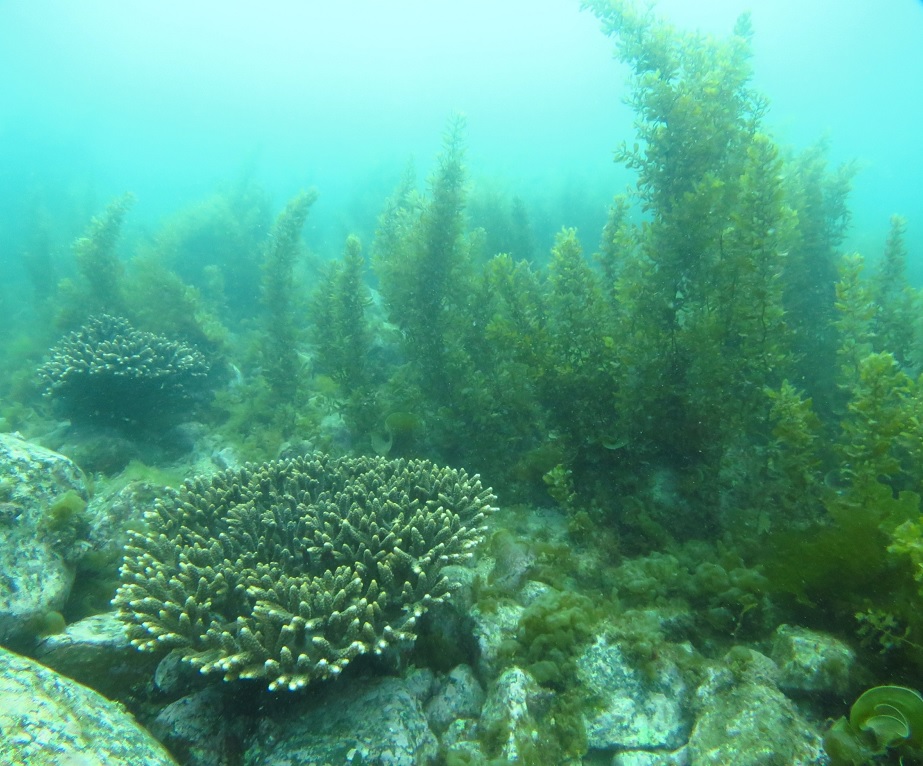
xmin=84 ymin=478 xmax=165 ymax=555
xmin=441 ymin=716 xmax=481 ymax=751
xmin=770 ymin=624 xmax=855 ymax=696
xmin=613 ymin=747 xmax=690 ymax=766
xmin=478 ymin=666 xmax=552 ymax=763
xmin=686 ymin=649 xmax=825 ymax=766
xmin=154 ymin=649 xmax=205 ymax=697
xmin=471 ymin=600 xmax=524 ymax=678
xmin=519 ymin=579 xmax=553 ymax=606
xmin=441 ymin=717 xmax=487 ymax=766
xmin=244 ymin=675 xmax=438 ymax=766
xmin=34 ymin=611 xmax=159 ymax=699
xmin=150 ymin=686 xmax=243 ymax=766
xmin=404 ymin=665 xmax=437 ymax=703
xmin=576 ymin=635 xmax=691 ymax=752
xmin=0 ymin=433 xmax=88 ymax=644
xmin=0 ymin=645 xmax=178 ymax=765
xmin=424 ymin=664 xmax=485 ymax=734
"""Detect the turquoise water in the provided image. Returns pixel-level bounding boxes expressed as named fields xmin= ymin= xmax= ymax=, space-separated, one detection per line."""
xmin=1 ymin=0 xmax=920 ymax=277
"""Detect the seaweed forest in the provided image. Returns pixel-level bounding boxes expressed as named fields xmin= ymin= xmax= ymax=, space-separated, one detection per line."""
xmin=2 ymin=1 xmax=923 ymax=763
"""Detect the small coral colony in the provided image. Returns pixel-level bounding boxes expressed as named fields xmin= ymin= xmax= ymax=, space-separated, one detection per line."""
xmin=2 ymin=0 xmax=922 ymax=762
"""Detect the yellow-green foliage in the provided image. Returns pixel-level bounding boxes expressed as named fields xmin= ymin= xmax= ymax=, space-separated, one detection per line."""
xmin=834 ymin=254 xmax=876 ymax=384
xmin=838 ymin=352 xmax=923 ymax=490
xmin=543 ymin=464 xmax=577 ymax=512
xmin=782 ymin=142 xmax=856 ymax=408
xmin=612 ymin=542 xmax=770 ymax=640
xmin=41 ymin=489 xmax=87 ymax=532
xmin=25 ymin=610 xmax=67 ymax=639
xmin=832 ymin=252 xmax=923 ymax=492
xmin=375 ymin=115 xmax=471 ymax=399
xmin=595 ymin=195 xmax=634 ymax=306
xmin=891 ymin=516 xmax=923 ymax=572
xmin=112 ymin=459 xmax=187 ymax=490
xmin=139 ymin=185 xmax=271 ymax=323
xmin=213 ymin=372 xmax=329 ymax=464
xmin=260 ymin=189 xmax=319 ymax=407
xmin=763 ymin=381 xmax=825 ymax=520
xmin=124 ymin=254 xmax=227 ymax=349
xmin=585 ymin=2 xmax=759 ymax=211
xmin=309 ymin=234 xmax=380 ymax=440
xmin=682 ymin=134 xmax=792 ymax=433
xmin=755 ymin=251 xmax=923 ymax=655
xmin=372 ymin=116 xmax=552 ymax=478
xmin=39 ymin=489 xmax=89 ymax=551
xmin=467 ymin=185 xmax=535 ymax=264
xmin=762 ymin=479 xmax=918 ymax=607
xmin=543 ymin=228 xmax=618 ymax=450
xmin=57 ymin=193 xmax=135 ymax=327
xmin=585 ymin=0 xmax=793 ymax=488
xmin=310 ymin=236 xmax=372 ymax=391
xmin=511 ymin=588 xmax=601 ymax=688
xmin=871 ymin=215 xmax=916 ymax=368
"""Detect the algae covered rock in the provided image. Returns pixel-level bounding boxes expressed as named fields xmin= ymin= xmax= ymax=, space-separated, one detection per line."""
xmin=478 ymin=666 xmax=553 ymax=763
xmin=0 ymin=432 xmax=89 ymax=644
xmin=0 ymin=645 xmax=178 ymax=765
xmin=687 ymin=648 xmax=824 ymax=766
xmin=576 ymin=634 xmax=692 ymax=753
xmin=114 ymin=453 xmax=495 ymax=691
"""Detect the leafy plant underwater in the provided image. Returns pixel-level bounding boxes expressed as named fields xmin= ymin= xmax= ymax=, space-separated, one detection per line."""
xmin=1 ymin=0 xmax=921 ymax=759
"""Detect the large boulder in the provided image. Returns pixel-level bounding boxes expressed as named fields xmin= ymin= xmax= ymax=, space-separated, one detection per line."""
xmin=686 ymin=648 xmax=825 ymax=766
xmin=0 ymin=645 xmax=178 ymax=765
xmin=0 ymin=433 xmax=89 ymax=644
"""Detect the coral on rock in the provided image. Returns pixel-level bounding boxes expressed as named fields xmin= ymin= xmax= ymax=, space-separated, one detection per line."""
xmin=113 ymin=453 xmax=495 ymax=691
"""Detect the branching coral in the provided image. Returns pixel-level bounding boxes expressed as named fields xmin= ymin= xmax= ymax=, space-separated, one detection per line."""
xmin=113 ymin=453 xmax=495 ymax=691
xmin=37 ymin=314 xmax=210 ymax=430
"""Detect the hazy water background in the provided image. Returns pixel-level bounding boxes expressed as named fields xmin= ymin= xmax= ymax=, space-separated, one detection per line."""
xmin=1 ymin=0 xmax=921 ymax=285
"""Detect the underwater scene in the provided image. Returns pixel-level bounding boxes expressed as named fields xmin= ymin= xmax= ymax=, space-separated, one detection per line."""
xmin=1 ymin=0 xmax=923 ymax=764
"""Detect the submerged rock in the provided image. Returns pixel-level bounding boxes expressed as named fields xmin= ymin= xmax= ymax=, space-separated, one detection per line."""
xmin=0 ymin=645 xmax=178 ymax=765
xmin=150 ymin=686 xmax=246 ymax=766
xmin=576 ymin=635 xmax=691 ymax=753
xmin=686 ymin=648 xmax=825 ymax=766
xmin=244 ymin=675 xmax=438 ymax=766
xmin=471 ymin=599 xmax=525 ymax=678
xmin=478 ymin=666 xmax=553 ymax=763
xmin=34 ymin=611 xmax=159 ymax=699
xmin=613 ymin=748 xmax=691 ymax=766
xmin=770 ymin=623 xmax=856 ymax=696
xmin=0 ymin=433 xmax=88 ymax=645
xmin=424 ymin=663 xmax=485 ymax=734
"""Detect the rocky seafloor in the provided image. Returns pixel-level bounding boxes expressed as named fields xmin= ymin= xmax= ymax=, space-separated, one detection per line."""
xmin=0 ymin=430 xmax=851 ymax=765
